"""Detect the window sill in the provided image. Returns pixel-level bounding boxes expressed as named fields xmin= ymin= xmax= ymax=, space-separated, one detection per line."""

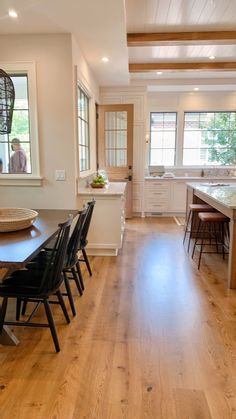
xmin=0 ymin=176 xmax=43 ymax=186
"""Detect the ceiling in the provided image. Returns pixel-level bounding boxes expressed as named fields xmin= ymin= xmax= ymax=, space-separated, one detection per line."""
xmin=126 ymin=0 xmax=236 ymax=90
xmin=1 ymin=0 xmax=236 ymax=90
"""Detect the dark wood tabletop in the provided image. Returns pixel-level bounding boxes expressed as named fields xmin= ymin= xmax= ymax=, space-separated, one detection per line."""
xmin=0 ymin=209 xmax=78 ymax=269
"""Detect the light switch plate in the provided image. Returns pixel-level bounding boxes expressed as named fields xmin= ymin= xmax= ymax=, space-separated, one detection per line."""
xmin=55 ymin=170 xmax=66 ymax=181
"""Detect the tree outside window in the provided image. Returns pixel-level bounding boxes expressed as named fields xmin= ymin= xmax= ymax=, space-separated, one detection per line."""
xmin=183 ymin=112 xmax=236 ymax=166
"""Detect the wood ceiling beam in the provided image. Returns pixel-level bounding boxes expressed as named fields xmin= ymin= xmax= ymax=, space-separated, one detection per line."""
xmin=129 ymin=62 xmax=236 ymax=72
xmin=127 ymin=31 xmax=236 ymax=46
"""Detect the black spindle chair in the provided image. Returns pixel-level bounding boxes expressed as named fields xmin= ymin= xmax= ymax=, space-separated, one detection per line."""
xmin=19 ymin=207 xmax=88 ymax=317
xmin=0 ymin=216 xmax=72 ymax=352
xmin=75 ymin=200 xmax=95 ymax=287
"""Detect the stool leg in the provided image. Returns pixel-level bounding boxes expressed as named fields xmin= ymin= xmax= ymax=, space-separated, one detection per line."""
xmin=192 ymin=218 xmax=201 ymax=260
xmin=183 ymin=209 xmax=191 ymax=245
xmin=198 ymin=221 xmax=205 ymax=270
xmin=187 ymin=211 xmax=194 ymax=253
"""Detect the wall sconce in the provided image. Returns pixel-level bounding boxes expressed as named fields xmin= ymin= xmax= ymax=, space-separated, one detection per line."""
xmin=145 ymin=133 xmax=150 ymax=144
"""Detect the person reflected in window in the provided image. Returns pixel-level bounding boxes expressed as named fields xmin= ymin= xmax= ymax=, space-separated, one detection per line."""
xmin=0 ymin=158 xmax=3 ymax=173
xmin=9 ymin=138 xmax=27 ymax=173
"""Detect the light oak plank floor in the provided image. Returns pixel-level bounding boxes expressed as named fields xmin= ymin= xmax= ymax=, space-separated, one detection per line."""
xmin=1 ymin=217 xmax=236 ymax=419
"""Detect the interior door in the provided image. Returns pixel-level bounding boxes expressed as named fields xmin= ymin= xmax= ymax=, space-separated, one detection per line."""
xmin=98 ymin=104 xmax=134 ymax=218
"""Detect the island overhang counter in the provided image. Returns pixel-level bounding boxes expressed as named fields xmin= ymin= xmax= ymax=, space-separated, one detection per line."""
xmin=186 ymin=183 xmax=236 ymax=289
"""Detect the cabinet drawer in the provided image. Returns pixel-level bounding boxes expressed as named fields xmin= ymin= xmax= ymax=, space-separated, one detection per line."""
xmin=146 ymin=181 xmax=166 ymax=187
xmin=145 ymin=203 xmax=167 ymax=211
xmin=145 ymin=190 xmax=169 ymax=199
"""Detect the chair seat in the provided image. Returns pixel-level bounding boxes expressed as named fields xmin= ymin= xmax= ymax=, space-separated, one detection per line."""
xmin=0 ymin=282 xmax=43 ymax=298
xmin=189 ymin=204 xmax=213 ymax=212
xmin=198 ymin=211 xmax=229 ymax=223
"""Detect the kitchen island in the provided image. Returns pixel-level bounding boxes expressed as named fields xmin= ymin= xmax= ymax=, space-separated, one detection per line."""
xmin=187 ymin=183 xmax=236 ymax=289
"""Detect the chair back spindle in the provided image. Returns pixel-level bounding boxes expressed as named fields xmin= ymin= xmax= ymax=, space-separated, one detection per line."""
xmin=39 ymin=216 xmax=73 ymax=294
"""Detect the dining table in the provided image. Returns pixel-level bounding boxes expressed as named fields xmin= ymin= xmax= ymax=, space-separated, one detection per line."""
xmin=186 ymin=183 xmax=236 ymax=289
xmin=0 ymin=209 xmax=78 ymax=346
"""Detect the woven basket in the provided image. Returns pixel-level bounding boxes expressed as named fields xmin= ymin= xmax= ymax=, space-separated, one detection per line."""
xmin=0 ymin=208 xmax=38 ymax=232
xmin=90 ymin=183 xmax=105 ymax=188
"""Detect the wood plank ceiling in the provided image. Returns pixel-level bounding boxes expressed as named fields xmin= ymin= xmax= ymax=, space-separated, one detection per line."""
xmin=126 ymin=0 xmax=236 ymax=75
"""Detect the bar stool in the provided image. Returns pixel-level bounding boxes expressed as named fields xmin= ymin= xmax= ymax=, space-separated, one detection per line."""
xmin=183 ymin=204 xmax=214 ymax=252
xmin=192 ymin=211 xmax=230 ymax=269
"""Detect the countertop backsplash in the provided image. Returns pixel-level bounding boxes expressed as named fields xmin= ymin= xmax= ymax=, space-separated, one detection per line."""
xmin=145 ymin=167 xmax=236 ymax=178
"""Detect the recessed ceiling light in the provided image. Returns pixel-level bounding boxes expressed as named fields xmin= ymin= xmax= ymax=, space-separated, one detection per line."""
xmin=209 ymin=55 xmax=215 ymax=60
xmin=156 ymin=71 xmax=163 ymax=75
xmin=8 ymin=10 xmax=18 ymax=18
xmin=194 ymin=87 xmax=199 ymax=91
xmin=101 ymin=57 xmax=109 ymax=63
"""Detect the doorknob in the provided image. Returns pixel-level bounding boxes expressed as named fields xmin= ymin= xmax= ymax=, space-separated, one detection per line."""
xmin=124 ymin=175 xmax=132 ymax=181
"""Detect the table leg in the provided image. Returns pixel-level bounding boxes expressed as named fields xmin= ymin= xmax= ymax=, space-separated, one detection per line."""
xmin=0 ymin=325 xmax=19 ymax=346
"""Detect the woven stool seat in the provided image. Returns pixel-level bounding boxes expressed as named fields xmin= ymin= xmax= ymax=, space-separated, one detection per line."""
xmin=198 ymin=212 xmax=229 ymax=223
xmin=189 ymin=204 xmax=213 ymax=212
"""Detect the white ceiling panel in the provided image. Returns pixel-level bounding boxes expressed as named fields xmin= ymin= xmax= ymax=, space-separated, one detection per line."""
xmin=126 ymin=0 xmax=236 ymax=87
xmin=129 ymin=44 xmax=236 ymax=62
xmin=126 ymin=0 xmax=236 ymax=31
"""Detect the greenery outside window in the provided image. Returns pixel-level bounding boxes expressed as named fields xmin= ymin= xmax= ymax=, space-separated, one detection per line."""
xmin=150 ymin=112 xmax=177 ymax=166
xmin=183 ymin=112 xmax=236 ymax=166
xmin=78 ymin=87 xmax=90 ymax=172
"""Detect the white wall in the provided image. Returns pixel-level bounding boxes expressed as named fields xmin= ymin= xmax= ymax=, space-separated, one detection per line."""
xmin=0 ymin=34 xmax=78 ymax=209
xmin=72 ymin=37 xmax=99 ymax=185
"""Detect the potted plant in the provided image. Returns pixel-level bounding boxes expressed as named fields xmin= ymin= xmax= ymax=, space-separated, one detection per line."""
xmin=90 ymin=174 xmax=106 ymax=188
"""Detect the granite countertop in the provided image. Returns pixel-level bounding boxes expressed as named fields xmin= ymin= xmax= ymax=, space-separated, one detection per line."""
xmin=78 ymin=182 xmax=126 ymax=196
xmin=145 ymin=176 xmax=236 ymax=180
xmin=187 ymin=182 xmax=236 ymax=209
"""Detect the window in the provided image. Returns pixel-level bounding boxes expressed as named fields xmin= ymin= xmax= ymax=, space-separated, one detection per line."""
xmin=183 ymin=112 xmax=236 ymax=166
xmin=105 ymin=111 xmax=127 ymax=167
xmin=150 ymin=112 xmax=177 ymax=166
xmin=0 ymin=75 xmax=31 ymax=174
xmin=0 ymin=62 xmax=39 ymax=183
xmin=78 ymin=87 xmax=90 ymax=172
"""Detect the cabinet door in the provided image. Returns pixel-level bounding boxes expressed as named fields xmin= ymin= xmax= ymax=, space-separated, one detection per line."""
xmin=170 ymin=181 xmax=187 ymax=212
xmin=145 ymin=181 xmax=170 ymax=212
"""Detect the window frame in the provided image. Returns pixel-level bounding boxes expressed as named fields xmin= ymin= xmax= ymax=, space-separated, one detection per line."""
xmin=0 ymin=62 xmax=40 ymax=185
xmin=182 ymin=110 xmax=236 ymax=167
xmin=77 ymin=85 xmax=90 ymax=173
xmin=149 ymin=111 xmax=177 ymax=167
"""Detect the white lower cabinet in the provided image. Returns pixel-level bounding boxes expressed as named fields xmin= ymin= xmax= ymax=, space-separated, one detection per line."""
xmin=145 ymin=181 xmax=170 ymax=213
xmin=78 ymin=183 xmax=126 ymax=256
xmin=169 ymin=181 xmax=187 ymax=212
xmin=144 ymin=178 xmax=236 ymax=215
xmin=144 ymin=179 xmax=187 ymax=215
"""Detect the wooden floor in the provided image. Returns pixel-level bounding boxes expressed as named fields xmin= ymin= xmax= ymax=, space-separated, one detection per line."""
xmin=1 ymin=217 xmax=236 ymax=418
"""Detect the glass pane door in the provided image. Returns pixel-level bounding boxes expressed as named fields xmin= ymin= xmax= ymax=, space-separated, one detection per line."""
xmin=104 ymin=111 xmax=127 ymax=167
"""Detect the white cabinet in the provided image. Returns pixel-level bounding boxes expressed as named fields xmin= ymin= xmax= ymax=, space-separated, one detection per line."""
xmin=169 ymin=181 xmax=187 ymax=212
xmin=145 ymin=181 xmax=170 ymax=213
xmin=78 ymin=183 xmax=126 ymax=256
xmin=133 ymin=180 xmax=143 ymax=213
xmin=144 ymin=178 xmax=236 ymax=216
